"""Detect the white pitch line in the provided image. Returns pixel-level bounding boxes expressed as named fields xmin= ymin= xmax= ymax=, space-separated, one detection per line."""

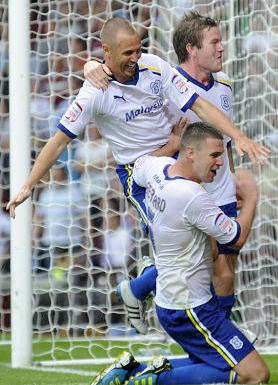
xmin=30 ymin=365 xmax=97 ymax=376
xmin=1 ymin=363 xmax=97 ymax=377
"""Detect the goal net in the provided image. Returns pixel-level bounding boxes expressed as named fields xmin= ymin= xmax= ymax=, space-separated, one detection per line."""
xmin=1 ymin=0 xmax=278 ymax=367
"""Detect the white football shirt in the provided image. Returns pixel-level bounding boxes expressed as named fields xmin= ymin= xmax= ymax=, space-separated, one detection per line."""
xmin=133 ymin=155 xmax=240 ymax=309
xmin=58 ymin=54 xmax=198 ymax=164
xmin=166 ymin=67 xmax=236 ymax=206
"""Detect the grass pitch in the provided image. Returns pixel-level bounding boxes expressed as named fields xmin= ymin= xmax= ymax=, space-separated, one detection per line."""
xmin=1 ymin=338 xmax=278 ymax=385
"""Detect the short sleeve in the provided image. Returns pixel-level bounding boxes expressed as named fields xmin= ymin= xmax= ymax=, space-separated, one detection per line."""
xmin=184 ymin=189 xmax=240 ymax=245
xmin=158 ymin=58 xmax=199 ymax=113
xmin=58 ymin=80 xmax=98 ymax=139
xmin=133 ymin=155 xmax=155 ymax=188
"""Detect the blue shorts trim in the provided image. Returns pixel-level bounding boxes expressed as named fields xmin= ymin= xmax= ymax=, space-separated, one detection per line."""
xmin=116 ymin=164 xmax=149 ymax=233
xmin=218 ymin=202 xmax=239 ymax=255
xmin=156 ymin=297 xmax=254 ymax=371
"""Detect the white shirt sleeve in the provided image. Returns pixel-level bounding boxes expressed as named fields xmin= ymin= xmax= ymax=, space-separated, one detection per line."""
xmin=58 ymin=80 xmax=98 ymax=138
xmin=184 ymin=188 xmax=240 ymax=245
xmin=159 ymin=58 xmax=199 ymax=112
xmin=133 ymin=155 xmax=155 ymax=188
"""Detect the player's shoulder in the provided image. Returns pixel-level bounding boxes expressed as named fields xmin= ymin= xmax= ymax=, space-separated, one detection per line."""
xmin=79 ymin=79 xmax=104 ymax=96
xmin=179 ymin=178 xmax=205 ymax=194
xmin=213 ymin=71 xmax=233 ymax=90
xmin=164 ymin=178 xmax=206 ymax=210
xmin=138 ymin=53 xmax=167 ymax=75
xmin=135 ymin=155 xmax=173 ymax=172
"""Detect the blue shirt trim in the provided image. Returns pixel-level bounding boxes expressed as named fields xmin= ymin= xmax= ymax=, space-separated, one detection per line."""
xmin=176 ymin=66 xmax=215 ymax=91
xmin=57 ymin=123 xmax=77 ymax=139
xmin=163 ymin=164 xmax=190 ymax=181
xmin=181 ymin=93 xmax=199 ymax=112
xmin=226 ymin=221 xmax=241 ymax=245
xmin=109 ymin=64 xmax=140 ymax=86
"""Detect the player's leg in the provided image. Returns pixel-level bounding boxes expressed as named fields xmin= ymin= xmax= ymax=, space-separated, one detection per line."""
xmin=213 ymin=202 xmax=258 ymax=343
xmin=126 ymin=356 xmax=237 ymax=385
xmin=234 ymin=349 xmax=270 ymax=384
xmin=115 ymin=164 xmax=157 ymax=333
xmin=213 ymin=250 xmax=237 ymax=318
xmin=156 ymin=296 xmax=268 ymax=384
xmin=212 ymin=202 xmax=238 ymax=318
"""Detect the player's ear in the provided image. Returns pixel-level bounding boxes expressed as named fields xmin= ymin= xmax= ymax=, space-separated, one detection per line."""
xmin=102 ymin=43 xmax=111 ymax=55
xmin=186 ymin=43 xmax=197 ymax=58
xmin=185 ymin=145 xmax=195 ymax=160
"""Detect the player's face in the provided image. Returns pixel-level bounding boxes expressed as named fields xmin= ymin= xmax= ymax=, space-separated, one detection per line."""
xmin=196 ymin=27 xmax=224 ymax=73
xmin=193 ymin=137 xmax=224 ymax=183
xmin=105 ymin=33 xmax=142 ymax=83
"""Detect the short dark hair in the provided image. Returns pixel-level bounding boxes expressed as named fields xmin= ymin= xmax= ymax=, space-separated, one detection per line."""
xmin=100 ymin=17 xmax=137 ymax=45
xmin=173 ymin=11 xmax=219 ymax=63
xmin=180 ymin=122 xmax=223 ymax=152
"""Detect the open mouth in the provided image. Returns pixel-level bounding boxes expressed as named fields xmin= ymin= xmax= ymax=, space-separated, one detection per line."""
xmin=125 ymin=64 xmax=136 ymax=70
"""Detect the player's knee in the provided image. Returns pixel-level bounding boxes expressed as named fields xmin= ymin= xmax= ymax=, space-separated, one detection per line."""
xmin=250 ymin=366 xmax=270 ymax=384
xmin=240 ymin=363 xmax=270 ymax=383
xmin=236 ymin=350 xmax=270 ymax=384
xmin=257 ymin=365 xmax=270 ymax=383
xmin=214 ymin=268 xmax=234 ymax=286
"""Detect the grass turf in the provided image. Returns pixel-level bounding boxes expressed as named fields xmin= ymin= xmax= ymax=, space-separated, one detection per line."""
xmin=1 ymin=338 xmax=278 ymax=385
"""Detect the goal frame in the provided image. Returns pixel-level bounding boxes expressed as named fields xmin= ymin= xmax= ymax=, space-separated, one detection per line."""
xmin=9 ymin=0 xmax=32 ymax=368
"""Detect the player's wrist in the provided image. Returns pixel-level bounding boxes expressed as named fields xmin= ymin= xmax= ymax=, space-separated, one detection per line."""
xmin=234 ymin=131 xmax=246 ymax=141
xmin=168 ymin=136 xmax=181 ymax=153
xmin=22 ymin=183 xmax=33 ymax=193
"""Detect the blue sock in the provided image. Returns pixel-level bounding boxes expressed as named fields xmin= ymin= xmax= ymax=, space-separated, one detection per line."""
xmin=217 ymin=294 xmax=236 ymax=319
xmin=128 ymin=358 xmax=193 ymax=378
xmin=158 ymin=363 xmax=237 ymax=384
xmin=169 ymin=357 xmax=196 ymax=367
xmin=130 ymin=265 xmax=157 ymax=301
xmin=128 ymin=363 xmax=147 ymax=378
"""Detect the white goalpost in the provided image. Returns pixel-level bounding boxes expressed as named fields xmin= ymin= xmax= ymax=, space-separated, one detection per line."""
xmin=2 ymin=0 xmax=278 ymax=369
xmin=8 ymin=0 xmax=32 ymax=368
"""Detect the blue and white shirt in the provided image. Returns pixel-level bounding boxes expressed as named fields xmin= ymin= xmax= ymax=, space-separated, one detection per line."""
xmin=58 ymin=53 xmax=198 ymax=164
xmin=166 ymin=67 xmax=236 ymax=206
xmin=133 ymin=155 xmax=240 ymax=309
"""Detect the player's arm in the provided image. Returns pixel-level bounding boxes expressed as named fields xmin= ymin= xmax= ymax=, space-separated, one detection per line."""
xmin=84 ymin=60 xmax=111 ymax=90
xmin=7 ymin=130 xmax=71 ymax=218
xmin=188 ymin=169 xmax=258 ymax=250
xmin=232 ymin=169 xmax=258 ymax=249
xmin=191 ymin=97 xmax=270 ymax=164
xmin=151 ymin=117 xmax=190 ymax=157
xmin=227 ymin=140 xmax=235 ymax=173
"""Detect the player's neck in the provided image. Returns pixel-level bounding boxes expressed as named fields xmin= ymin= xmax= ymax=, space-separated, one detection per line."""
xmin=179 ymin=62 xmax=211 ymax=86
xmin=168 ymin=162 xmax=200 ymax=184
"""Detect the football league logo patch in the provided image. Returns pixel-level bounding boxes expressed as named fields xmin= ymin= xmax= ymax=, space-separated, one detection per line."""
xmin=65 ymin=101 xmax=83 ymax=122
xmin=172 ymin=75 xmax=190 ymax=94
xmin=214 ymin=212 xmax=234 ymax=234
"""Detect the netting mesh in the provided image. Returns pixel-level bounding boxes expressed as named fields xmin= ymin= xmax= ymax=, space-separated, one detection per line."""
xmin=0 ymin=0 xmax=278 ymax=362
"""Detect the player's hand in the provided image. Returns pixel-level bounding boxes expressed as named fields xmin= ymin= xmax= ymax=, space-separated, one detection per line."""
xmin=6 ymin=187 xmax=32 ymax=219
xmin=235 ymin=168 xmax=259 ymax=203
xmin=84 ymin=61 xmax=112 ymax=90
xmin=169 ymin=117 xmax=190 ymax=152
xmin=234 ymin=134 xmax=270 ymax=165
